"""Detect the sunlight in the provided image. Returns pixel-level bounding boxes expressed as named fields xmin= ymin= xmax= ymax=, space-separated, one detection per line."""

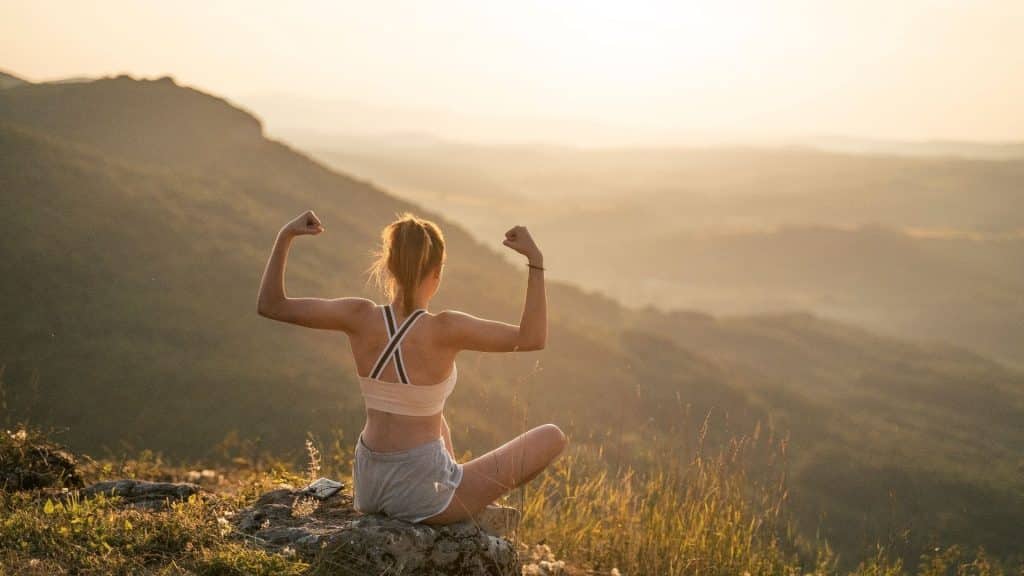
xmin=3 ymin=0 xmax=1023 ymax=142
xmin=476 ymin=0 xmax=770 ymax=115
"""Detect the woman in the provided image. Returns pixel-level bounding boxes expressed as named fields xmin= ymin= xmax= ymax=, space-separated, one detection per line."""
xmin=257 ymin=209 xmax=567 ymax=526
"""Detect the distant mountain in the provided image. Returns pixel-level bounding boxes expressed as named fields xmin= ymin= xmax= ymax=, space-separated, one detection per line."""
xmin=0 ymin=75 xmax=264 ymax=170
xmin=2 ymin=75 xmax=1022 ymax=567
xmin=615 ymin=225 xmax=1024 ymax=363
xmin=799 ymin=135 xmax=1024 ymax=160
xmin=0 ymin=70 xmax=98 ymax=90
xmin=41 ymin=76 xmax=97 ymax=85
xmin=237 ymin=92 xmax=1024 ymax=157
xmin=233 ymin=91 xmax=653 ymax=147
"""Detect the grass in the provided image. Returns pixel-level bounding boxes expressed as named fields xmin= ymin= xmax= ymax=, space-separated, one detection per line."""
xmin=515 ymin=425 xmax=812 ymax=575
xmin=0 ymin=426 xmax=309 ymax=575
xmin=2 ymin=424 xmax=1019 ymax=575
xmin=0 ymin=489 xmax=308 ymax=575
xmin=513 ymin=425 xmax=1019 ymax=576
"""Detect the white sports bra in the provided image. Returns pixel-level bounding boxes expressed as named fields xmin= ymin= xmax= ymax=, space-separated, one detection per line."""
xmin=357 ymin=304 xmax=457 ymax=417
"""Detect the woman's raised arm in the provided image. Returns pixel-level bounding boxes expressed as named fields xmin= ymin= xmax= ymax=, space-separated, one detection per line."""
xmin=257 ymin=210 xmax=373 ymax=333
xmin=438 ymin=225 xmax=547 ymax=352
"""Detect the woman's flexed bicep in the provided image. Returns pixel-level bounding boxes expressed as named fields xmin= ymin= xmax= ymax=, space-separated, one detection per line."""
xmin=438 ymin=224 xmax=547 ymax=352
xmin=263 ymin=296 xmax=375 ymax=333
xmin=257 ymin=210 xmax=374 ymax=333
xmin=437 ymin=310 xmax=541 ymax=352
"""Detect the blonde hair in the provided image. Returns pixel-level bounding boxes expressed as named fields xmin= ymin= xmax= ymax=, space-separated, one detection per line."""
xmin=368 ymin=212 xmax=446 ymax=316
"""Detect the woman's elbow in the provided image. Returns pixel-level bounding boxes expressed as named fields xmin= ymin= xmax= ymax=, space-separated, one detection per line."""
xmin=257 ymin=300 xmax=279 ymax=319
xmin=517 ymin=337 xmax=546 ymax=351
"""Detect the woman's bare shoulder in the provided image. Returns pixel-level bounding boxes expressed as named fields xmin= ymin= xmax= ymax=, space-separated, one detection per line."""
xmin=434 ymin=309 xmax=491 ymax=328
xmin=432 ymin=309 xmax=520 ymax=352
xmin=334 ymin=297 xmax=379 ymax=332
xmin=435 ymin=309 xmax=468 ymax=322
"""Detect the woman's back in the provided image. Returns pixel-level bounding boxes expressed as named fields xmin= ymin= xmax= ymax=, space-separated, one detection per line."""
xmin=349 ymin=303 xmax=459 ymax=452
xmin=350 ymin=304 xmax=457 ymax=387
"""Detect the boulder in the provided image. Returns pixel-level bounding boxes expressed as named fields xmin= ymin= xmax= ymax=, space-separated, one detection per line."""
xmin=232 ymin=485 xmax=521 ymax=575
xmin=0 ymin=428 xmax=83 ymax=491
xmin=81 ymin=479 xmax=202 ymax=510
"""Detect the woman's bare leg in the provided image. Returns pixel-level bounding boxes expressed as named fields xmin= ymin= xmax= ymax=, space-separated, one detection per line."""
xmin=422 ymin=423 xmax=567 ymax=525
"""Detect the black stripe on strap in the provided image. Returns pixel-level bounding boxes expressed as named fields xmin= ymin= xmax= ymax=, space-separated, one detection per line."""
xmin=371 ymin=306 xmax=397 ymax=379
xmin=387 ymin=305 xmax=411 ymax=383
xmin=395 ymin=348 xmax=409 ymax=384
xmin=383 ymin=304 xmax=397 ymax=336
xmin=369 ymin=308 xmax=426 ymax=380
xmin=382 ymin=305 xmax=409 ymax=383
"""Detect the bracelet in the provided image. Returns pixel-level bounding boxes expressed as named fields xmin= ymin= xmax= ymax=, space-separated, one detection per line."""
xmin=527 ymin=263 xmax=545 ymax=271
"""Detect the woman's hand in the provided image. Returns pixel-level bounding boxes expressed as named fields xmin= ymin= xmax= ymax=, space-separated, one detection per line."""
xmin=502 ymin=225 xmax=543 ymax=266
xmin=281 ymin=210 xmax=325 ymax=238
xmin=442 ymin=224 xmax=546 ymax=353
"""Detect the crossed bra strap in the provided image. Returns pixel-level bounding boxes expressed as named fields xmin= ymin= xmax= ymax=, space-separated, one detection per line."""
xmin=369 ymin=305 xmax=426 ymax=384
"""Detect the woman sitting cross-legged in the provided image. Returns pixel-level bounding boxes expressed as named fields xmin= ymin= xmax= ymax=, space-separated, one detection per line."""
xmin=257 ymin=210 xmax=568 ymax=526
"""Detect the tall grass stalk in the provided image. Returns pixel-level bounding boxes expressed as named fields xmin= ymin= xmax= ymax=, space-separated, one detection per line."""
xmin=519 ymin=432 xmax=809 ymax=576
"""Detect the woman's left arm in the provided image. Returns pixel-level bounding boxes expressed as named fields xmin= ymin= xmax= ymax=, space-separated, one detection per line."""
xmin=257 ymin=210 xmax=372 ymax=333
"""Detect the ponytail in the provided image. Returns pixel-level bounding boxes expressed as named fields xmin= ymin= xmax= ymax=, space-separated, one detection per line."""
xmin=368 ymin=212 xmax=445 ymax=316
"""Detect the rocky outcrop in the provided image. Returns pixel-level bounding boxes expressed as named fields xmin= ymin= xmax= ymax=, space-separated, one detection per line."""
xmin=0 ymin=429 xmax=83 ymax=491
xmin=1 ymin=429 xmax=577 ymax=575
xmin=232 ymin=486 xmax=521 ymax=576
xmin=81 ymin=479 xmax=202 ymax=510
xmin=520 ymin=544 xmax=573 ymax=576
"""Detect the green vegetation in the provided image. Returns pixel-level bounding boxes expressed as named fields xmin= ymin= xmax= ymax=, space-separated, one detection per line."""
xmin=1 ymin=428 xmax=308 ymax=575
xmin=520 ymin=431 xmax=801 ymax=574
xmin=1 ymin=76 xmax=1022 ymax=570
xmin=0 ymin=491 xmax=308 ymax=575
xmin=518 ymin=433 xmax=1019 ymax=576
xmin=3 ymin=425 xmax=1017 ymax=575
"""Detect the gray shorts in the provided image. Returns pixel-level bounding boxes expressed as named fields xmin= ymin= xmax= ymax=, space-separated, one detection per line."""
xmin=353 ymin=434 xmax=464 ymax=523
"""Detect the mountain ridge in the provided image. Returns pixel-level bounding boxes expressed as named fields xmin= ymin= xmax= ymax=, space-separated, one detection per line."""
xmin=0 ymin=70 xmax=27 ymax=90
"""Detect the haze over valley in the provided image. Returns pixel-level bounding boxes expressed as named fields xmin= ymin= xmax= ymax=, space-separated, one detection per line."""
xmin=284 ymin=132 xmax=1024 ymax=367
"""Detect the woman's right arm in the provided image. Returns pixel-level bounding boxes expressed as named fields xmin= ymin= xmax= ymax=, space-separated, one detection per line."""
xmin=257 ymin=210 xmax=373 ymax=333
xmin=438 ymin=225 xmax=547 ymax=352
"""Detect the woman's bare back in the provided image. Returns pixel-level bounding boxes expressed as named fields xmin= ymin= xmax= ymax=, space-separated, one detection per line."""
xmin=348 ymin=304 xmax=459 ymax=452
xmin=349 ymin=305 xmax=458 ymax=386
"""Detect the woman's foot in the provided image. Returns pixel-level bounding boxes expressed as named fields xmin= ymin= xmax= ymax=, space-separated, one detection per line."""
xmin=471 ymin=504 xmax=521 ymax=536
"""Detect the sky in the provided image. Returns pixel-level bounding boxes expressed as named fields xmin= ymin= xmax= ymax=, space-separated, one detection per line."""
xmin=2 ymin=0 xmax=1022 ymax=145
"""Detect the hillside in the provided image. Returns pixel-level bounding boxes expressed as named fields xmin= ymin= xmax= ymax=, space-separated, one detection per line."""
xmin=0 ymin=70 xmax=27 ymax=90
xmin=1 ymin=75 xmax=1022 ymax=568
xmin=627 ymin=309 xmax=1024 ymax=556
xmin=0 ymin=75 xmax=755 ymax=459
xmin=596 ymin=225 xmax=1024 ymax=364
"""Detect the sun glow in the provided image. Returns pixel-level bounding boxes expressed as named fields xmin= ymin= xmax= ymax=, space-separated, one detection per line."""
xmin=2 ymin=0 xmax=1022 ymax=143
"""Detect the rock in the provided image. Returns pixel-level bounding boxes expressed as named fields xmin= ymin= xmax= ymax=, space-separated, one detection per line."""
xmin=81 ymin=479 xmax=202 ymax=510
xmin=1 ymin=428 xmax=83 ymax=491
xmin=232 ymin=485 xmax=520 ymax=575
xmin=520 ymin=544 xmax=572 ymax=575
xmin=185 ymin=468 xmax=219 ymax=484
